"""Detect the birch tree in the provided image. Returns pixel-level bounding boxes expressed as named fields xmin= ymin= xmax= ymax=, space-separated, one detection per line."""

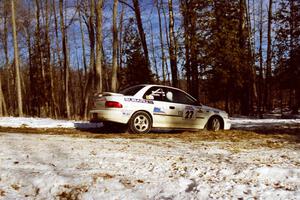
xmin=11 ymin=0 xmax=23 ymax=116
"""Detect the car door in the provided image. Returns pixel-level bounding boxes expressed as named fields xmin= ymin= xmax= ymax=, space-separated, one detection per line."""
xmin=169 ymin=88 xmax=206 ymax=129
xmin=143 ymin=86 xmax=184 ymax=128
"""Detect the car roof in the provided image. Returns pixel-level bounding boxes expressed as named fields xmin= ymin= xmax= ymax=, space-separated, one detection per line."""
xmin=136 ymin=84 xmax=181 ymax=91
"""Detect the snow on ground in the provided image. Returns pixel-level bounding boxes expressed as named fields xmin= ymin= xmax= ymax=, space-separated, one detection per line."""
xmin=230 ymin=118 xmax=300 ymax=128
xmin=0 ymin=116 xmax=300 ymax=130
xmin=0 ymin=133 xmax=299 ymax=199
xmin=0 ymin=117 xmax=102 ymax=129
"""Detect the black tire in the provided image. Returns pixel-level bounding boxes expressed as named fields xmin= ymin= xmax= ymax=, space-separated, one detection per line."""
xmin=128 ymin=111 xmax=152 ymax=134
xmin=207 ymin=117 xmax=221 ymax=131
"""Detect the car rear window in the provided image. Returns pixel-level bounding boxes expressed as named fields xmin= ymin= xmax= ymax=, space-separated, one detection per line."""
xmin=119 ymin=85 xmax=144 ymax=96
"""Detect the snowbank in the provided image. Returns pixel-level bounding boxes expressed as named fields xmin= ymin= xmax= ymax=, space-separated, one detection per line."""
xmin=230 ymin=118 xmax=300 ymax=128
xmin=0 ymin=117 xmax=102 ymax=129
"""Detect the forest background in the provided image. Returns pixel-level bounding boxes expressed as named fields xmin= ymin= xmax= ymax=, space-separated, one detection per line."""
xmin=0 ymin=0 xmax=299 ymax=119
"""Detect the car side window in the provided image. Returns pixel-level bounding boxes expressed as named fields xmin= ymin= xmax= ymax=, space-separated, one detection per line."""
xmin=167 ymin=88 xmax=197 ymax=105
xmin=144 ymin=87 xmax=197 ymax=105
xmin=143 ymin=87 xmax=165 ymax=101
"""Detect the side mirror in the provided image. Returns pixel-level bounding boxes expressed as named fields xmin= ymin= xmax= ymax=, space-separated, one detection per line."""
xmin=197 ymin=100 xmax=202 ymax=106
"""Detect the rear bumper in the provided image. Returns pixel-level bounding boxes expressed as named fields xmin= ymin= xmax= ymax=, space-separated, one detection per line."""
xmin=90 ymin=109 xmax=130 ymax=124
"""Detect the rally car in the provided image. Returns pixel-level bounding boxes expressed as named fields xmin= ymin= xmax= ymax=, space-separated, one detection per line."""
xmin=90 ymin=84 xmax=231 ymax=133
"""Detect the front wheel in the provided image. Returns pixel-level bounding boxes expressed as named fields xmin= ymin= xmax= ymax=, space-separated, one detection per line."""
xmin=207 ymin=117 xmax=221 ymax=131
xmin=128 ymin=111 xmax=152 ymax=134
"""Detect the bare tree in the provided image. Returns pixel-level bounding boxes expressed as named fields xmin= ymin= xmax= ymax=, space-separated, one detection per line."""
xmin=118 ymin=4 xmax=125 ymax=71
xmin=0 ymin=1 xmax=8 ymax=116
xmin=79 ymin=8 xmax=87 ymax=75
xmin=161 ymin=1 xmax=171 ymax=83
xmin=0 ymin=73 xmax=7 ymax=116
xmin=258 ymin=0 xmax=264 ymax=115
xmin=11 ymin=0 xmax=23 ymax=116
xmin=265 ymin=0 xmax=273 ymax=111
xmin=156 ymin=0 xmax=166 ymax=84
xmin=59 ymin=0 xmax=71 ymax=118
xmin=95 ymin=0 xmax=103 ymax=93
xmin=111 ymin=0 xmax=118 ymax=92
xmin=168 ymin=0 xmax=178 ymax=87
xmin=132 ymin=0 xmax=150 ymax=70
xmin=83 ymin=0 xmax=97 ymax=119
xmin=45 ymin=0 xmax=58 ymax=118
xmin=150 ymin=22 xmax=159 ymax=81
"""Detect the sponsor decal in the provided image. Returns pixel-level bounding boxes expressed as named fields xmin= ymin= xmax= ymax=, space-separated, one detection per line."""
xmin=124 ymin=98 xmax=154 ymax=104
xmin=122 ymin=110 xmax=132 ymax=116
xmin=153 ymin=107 xmax=165 ymax=114
xmin=185 ymin=106 xmax=194 ymax=110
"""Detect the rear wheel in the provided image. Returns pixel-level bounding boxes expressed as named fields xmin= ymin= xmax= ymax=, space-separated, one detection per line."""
xmin=208 ymin=117 xmax=221 ymax=131
xmin=128 ymin=111 xmax=152 ymax=134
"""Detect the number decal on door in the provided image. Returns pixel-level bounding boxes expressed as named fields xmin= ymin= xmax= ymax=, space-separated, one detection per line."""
xmin=183 ymin=107 xmax=196 ymax=120
xmin=185 ymin=110 xmax=194 ymax=119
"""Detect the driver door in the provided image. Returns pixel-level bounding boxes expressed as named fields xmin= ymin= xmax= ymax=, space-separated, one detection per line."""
xmin=144 ymin=87 xmax=184 ymax=128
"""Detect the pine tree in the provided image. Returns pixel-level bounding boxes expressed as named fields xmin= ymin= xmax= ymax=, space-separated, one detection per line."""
xmin=274 ymin=0 xmax=300 ymax=114
xmin=121 ymin=19 xmax=154 ymax=88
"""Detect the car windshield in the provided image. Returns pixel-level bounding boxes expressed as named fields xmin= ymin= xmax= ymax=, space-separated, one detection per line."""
xmin=119 ymin=85 xmax=144 ymax=96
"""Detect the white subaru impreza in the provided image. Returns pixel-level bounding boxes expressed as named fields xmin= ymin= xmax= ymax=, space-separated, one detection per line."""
xmin=90 ymin=84 xmax=231 ymax=133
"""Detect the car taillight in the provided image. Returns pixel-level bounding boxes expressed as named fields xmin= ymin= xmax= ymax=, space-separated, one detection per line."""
xmin=105 ymin=101 xmax=123 ymax=108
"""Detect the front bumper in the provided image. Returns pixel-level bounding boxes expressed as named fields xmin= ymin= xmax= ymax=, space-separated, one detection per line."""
xmin=223 ymin=118 xmax=231 ymax=130
xmin=90 ymin=109 xmax=130 ymax=124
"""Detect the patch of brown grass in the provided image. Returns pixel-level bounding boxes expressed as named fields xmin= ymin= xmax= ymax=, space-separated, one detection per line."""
xmin=0 ymin=189 xmax=5 ymax=197
xmin=57 ymin=185 xmax=88 ymax=200
xmin=0 ymin=126 xmax=298 ymax=150
xmin=92 ymin=173 xmax=115 ymax=184
xmin=11 ymin=184 xmax=20 ymax=191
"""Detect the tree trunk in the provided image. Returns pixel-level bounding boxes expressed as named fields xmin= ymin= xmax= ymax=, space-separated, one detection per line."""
xmin=289 ymin=0 xmax=299 ymax=114
xmin=258 ymin=0 xmax=264 ymax=116
xmin=162 ymin=2 xmax=171 ymax=84
xmin=95 ymin=0 xmax=103 ymax=93
xmin=11 ymin=0 xmax=23 ymax=117
xmin=156 ymin=0 xmax=166 ymax=84
xmin=52 ymin=0 xmax=62 ymax=116
xmin=79 ymin=9 xmax=87 ymax=76
xmin=132 ymin=0 xmax=151 ymax=70
xmin=118 ymin=4 xmax=125 ymax=71
xmin=59 ymin=0 xmax=71 ymax=118
xmin=244 ymin=0 xmax=258 ymax=114
xmin=111 ymin=0 xmax=118 ymax=92
xmin=1 ymin=2 xmax=8 ymax=116
xmin=168 ymin=0 xmax=178 ymax=87
xmin=150 ymin=22 xmax=159 ymax=81
xmin=0 ymin=73 xmax=7 ymax=116
xmin=83 ymin=0 xmax=97 ymax=119
xmin=45 ymin=0 xmax=57 ymax=118
xmin=181 ymin=0 xmax=191 ymax=93
xmin=265 ymin=0 xmax=273 ymax=111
